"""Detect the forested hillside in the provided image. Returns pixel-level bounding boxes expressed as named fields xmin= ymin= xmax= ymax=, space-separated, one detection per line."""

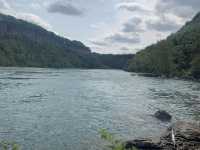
xmin=128 ymin=12 xmax=200 ymax=79
xmin=0 ymin=13 xmax=133 ymax=69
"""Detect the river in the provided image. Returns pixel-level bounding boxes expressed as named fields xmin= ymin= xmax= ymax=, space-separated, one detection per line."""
xmin=0 ymin=67 xmax=199 ymax=150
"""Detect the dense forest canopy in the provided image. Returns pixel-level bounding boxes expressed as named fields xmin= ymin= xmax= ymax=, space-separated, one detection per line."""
xmin=128 ymin=12 xmax=200 ymax=79
xmin=0 ymin=13 xmax=133 ymax=70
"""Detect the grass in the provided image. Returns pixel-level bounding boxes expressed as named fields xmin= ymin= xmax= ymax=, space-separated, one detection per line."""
xmin=99 ymin=129 xmax=138 ymax=150
xmin=0 ymin=141 xmax=20 ymax=150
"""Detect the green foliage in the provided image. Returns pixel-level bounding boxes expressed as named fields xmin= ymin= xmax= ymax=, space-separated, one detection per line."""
xmin=0 ymin=13 xmax=132 ymax=70
xmin=0 ymin=141 xmax=20 ymax=150
xmin=96 ymin=54 xmax=133 ymax=70
xmin=191 ymin=55 xmax=200 ymax=79
xmin=128 ymin=12 xmax=200 ymax=79
xmin=128 ymin=40 xmax=175 ymax=77
xmin=99 ymin=129 xmax=137 ymax=150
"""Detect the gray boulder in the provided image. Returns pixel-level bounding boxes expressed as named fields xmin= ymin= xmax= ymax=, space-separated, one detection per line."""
xmin=154 ymin=110 xmax=172 ymax=122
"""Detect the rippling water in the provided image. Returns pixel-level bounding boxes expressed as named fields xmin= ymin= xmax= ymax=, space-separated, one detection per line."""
xmin=0 ymin=67 xmax=199 ymax=150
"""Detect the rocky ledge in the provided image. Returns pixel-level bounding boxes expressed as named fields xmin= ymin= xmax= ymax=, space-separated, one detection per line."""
xmin=125 ymin=121 xmax=200 ymax=150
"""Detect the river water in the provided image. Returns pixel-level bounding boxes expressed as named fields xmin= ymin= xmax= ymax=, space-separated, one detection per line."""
xmin=0 ymin=68 xmax=199 ymax=150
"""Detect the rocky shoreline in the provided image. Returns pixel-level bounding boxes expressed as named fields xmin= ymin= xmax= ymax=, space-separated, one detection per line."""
xmin=125 ymin=121 xmax=200 ymax=150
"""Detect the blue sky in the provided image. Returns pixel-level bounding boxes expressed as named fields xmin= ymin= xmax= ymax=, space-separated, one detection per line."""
xmin=0 ymin=0 xmax=199 ymax=54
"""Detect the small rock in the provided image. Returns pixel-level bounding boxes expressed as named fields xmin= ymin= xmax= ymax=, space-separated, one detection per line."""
xmin=154 ymin=110 xmax=172 ymax=122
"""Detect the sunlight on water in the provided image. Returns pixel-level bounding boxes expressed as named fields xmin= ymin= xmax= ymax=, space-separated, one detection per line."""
xmin=0 ymin=67 xmax=199 ymax=150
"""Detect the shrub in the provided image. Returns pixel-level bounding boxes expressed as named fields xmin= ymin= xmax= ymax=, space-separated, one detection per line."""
xmin=99 ymin=129 xmax=137 ymax=150
xmin=0 ymin=141 xmax=20 ymax=150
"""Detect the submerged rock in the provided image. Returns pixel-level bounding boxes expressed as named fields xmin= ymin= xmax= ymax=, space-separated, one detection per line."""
xmin=125 ymin=121 xmax=200 ymax=150
xmin=154 ymin=110 xmax=172 ymax=122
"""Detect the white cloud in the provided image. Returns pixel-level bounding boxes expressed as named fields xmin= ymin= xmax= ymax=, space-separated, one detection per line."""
xmin=122 ymin=17 xmax=144 ymax=33
xmin=116 ymin=2 xmax=151 ymax=14
xmin=156 ymin=0 xmax=200 ymax=20
xmin=0 ymin=0 xmax=11 ymax=9
xmin=0 ymin=0 xmax=52 ymax=31
xmin=146 ymin=15 xmax=181 ymax=32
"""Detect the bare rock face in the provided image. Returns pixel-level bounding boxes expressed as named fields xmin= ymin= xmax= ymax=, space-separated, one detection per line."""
xmin=125 ymin=121 xmax=200 ymax=150
xmin=154 ymin=110 xmax=172 ymax=122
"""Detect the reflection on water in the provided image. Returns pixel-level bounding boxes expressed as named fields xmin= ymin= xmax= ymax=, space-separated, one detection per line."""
xmin=21 ymin=93 xmax=47 ymax=103
xmin=150 ymin=88 xmax=199 ymax=100
xmin=148 ymin=86 xmax=200 ymax=119
xmin=0 ymin=67 xmax=199 ymax=150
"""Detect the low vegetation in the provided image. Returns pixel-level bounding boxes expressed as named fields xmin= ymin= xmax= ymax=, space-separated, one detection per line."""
xmin=99 ymin=129 xmax=137 ymax=150
xmin=0 ymin=141 xmax=20 ymax=150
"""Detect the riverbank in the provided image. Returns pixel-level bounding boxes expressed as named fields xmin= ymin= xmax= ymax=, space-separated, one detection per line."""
xmin=130 ymin=72 xmax=200 ymax=82
xmin=125 ymin=121 xmax=200 ymax=150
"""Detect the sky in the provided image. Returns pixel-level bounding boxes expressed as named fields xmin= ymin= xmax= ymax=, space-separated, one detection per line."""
xmin=0 ymin=0 xmax=199 ymax=54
